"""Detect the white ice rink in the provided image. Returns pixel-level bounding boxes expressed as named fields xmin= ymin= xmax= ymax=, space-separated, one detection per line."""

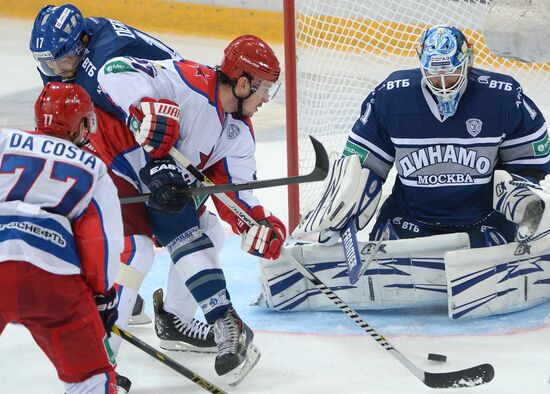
xmin=1 ymin=17 xmax=550 ymax=394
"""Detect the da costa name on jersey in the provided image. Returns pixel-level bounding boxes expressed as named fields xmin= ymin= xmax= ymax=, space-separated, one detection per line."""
xmin=9 ymin=132 xmax=97 ymax=170
xmin=399 ymin=144 xmax=491 ymax=185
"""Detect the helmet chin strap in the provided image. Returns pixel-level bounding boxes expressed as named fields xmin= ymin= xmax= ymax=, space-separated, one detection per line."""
xmin=231 ymin=78 xmax=256 ymax=117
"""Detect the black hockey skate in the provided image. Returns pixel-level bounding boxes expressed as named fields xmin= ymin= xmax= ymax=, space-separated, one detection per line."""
xmin=128 ymin=293 xmax=152 ymax=325
xmin=213 ymin=307 xmax=261 ymax=386
xmin=153 ymin=288 xmax=216 ymax=353
xmin=115 ymin=372 xmax=132 ymax=393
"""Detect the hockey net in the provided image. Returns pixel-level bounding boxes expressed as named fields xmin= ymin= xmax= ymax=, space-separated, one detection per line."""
xmin=286 ymin=0 xmax=550 ymax=229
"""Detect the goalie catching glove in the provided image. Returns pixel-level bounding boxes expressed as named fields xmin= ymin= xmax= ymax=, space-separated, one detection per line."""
xmin=294 ymin=154 xmax=383 ymax=245
xmin=129 ymin=97 xmax=181 ymax=158
xmin=493 ymin=169 xmax=549 ymax=243
xmin=239 ymin=206 xmax=286 ymax=260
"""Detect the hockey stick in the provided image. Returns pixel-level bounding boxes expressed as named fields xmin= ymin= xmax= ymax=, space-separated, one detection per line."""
xmin=119 ymin=135 xmax=329 ymax=205
xmin=167 ymin=150 xmax=495 ymax=389
xmin=112 ymin=325 xmax=227 ymax=394
xmin=346 ymin=221 xmax=390 ymax=284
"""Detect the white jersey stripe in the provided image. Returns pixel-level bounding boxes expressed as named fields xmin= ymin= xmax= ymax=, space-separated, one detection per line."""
xmin=391 ymin=135 xmax=504 ymax=146
xmin=349 ymin=131 xmax=394 ymax=162
xmin=500 ymin=123 xmax=548 ymax=147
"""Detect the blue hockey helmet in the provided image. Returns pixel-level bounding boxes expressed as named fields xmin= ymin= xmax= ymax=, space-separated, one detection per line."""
xmin=30 ymin=4 xmax=87 ymax=78
xmin=417 ymin=25 xmax=473 ymax=116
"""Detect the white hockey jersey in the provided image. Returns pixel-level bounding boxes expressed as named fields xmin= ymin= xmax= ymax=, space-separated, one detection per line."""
xmin=98 ymin=56 xmax=263 ymax=233
xmin=0 ymin=129 xmax=124 ymax=294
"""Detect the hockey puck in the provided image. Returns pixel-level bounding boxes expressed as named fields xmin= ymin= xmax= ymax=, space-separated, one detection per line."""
xmin=427 ymin=353 xmax=447 ymax=362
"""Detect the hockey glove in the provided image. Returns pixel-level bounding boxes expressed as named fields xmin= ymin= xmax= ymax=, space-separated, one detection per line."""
xmin=139 ymin=157 xmax=191 ymax=212
xmin=294 ymin=155 xmax=382 ymax=245
xmin=240 ymin=206 xmax=286 ymax=260
xmin=129 ymin=97 xmax=180 ymax=158
xmin=493 ymin=169 xmax=546 ymax=243
xmin=94 ymin=287 xmax=118 ymax=336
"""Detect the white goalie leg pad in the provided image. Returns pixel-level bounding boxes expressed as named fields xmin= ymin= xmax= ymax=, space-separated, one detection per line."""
xmin=493 ymin=169 xmax=549 ymax=242
xmin=446 ymin=236 xmax=550 ymax=319
xmin=257 ymin=233 xmax=470 ymax=311
xmin=293 ymin=155 xmax=381 ymax=237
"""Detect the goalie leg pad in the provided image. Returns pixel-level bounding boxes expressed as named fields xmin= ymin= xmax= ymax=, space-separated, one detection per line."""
xmin=446 ymin=236 xmax=550 ymax=319
xmin=258 ymin=233 xmax=470 ymax=311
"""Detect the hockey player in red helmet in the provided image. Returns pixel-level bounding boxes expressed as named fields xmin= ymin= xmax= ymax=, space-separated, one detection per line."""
xmin=35 ymin=82 xmax=97 ymax=145
xmin=217 ymin=34 xmax=281 ymax=117
xmin=0 ymin=82 xmax=123 ymax=393
xmin=97 ymin=34 xmax=285 ymax=384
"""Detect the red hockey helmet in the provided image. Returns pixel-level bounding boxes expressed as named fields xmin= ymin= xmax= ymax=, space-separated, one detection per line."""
xmin=35 ymin=82 xmax=96 ymax=140
xmin=219 ymin=35 xmax=280 ymax=83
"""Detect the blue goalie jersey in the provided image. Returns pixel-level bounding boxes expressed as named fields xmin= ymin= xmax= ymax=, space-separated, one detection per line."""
xmin=38 ymin=17 xmax=182 ymax=113
xmin=347 ymin=67 xmax=550 ymax=226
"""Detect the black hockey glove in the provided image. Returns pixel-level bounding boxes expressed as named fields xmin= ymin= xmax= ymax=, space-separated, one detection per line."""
xmin=94 ymin=287 xmax=118 ymax=336
xmin=139 ymin=157 xmax=191 ymax=212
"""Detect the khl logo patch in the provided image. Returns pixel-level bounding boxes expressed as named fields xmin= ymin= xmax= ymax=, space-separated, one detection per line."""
xmin=465 ymin=118 xmax=483 ymax=137
xmin=227 ymin=124 xmax=240 ymax=139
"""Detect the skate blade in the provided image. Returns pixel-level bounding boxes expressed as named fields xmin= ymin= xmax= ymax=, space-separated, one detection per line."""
xmin=226 ymin=342 xmax=261 ymax=386
xmin=159 ymin=339 xmax=217 ymax=353
xmin=128 ymin=312 xmax=152 ymax=325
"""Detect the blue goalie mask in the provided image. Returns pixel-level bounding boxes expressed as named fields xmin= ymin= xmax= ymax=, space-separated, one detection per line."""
xmin=417 ymin=25 xmax=473 ymax=117
xmin=29 ymin=4 xmax=86 ymax=78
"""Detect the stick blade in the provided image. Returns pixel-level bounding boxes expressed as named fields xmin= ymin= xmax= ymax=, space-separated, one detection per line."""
xmin=309 ymin=135 xmax=330 ymax=180
xmin=423 ymin=363 xmax=495 ymax=388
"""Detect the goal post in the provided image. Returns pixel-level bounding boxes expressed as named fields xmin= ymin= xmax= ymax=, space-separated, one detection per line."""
xmin=283 ymin=0 xmax=550 ymax=232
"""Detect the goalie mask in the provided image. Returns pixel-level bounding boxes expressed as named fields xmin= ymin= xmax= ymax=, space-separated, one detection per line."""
xmin=35 ymin=82 xmax=97 ymax=146
xmin=30 ymin=4 xmax=87 ymax=79
xmin=417 ymin=25 xmax=473 ymax=117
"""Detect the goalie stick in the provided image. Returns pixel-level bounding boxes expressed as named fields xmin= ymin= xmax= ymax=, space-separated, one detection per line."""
xmin=119 ymin=135 xmax=329 ymax=205
xmin=346 ymin=221 xmax=390 ymax=284
xmin=112 ymin=325 xmax=227 ymax=394
xmin=167 ymin=148 xmax=495 ymax=389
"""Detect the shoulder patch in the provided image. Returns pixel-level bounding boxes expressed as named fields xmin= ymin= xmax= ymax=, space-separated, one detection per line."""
xmin=103 ymin=60 xmax=137 ymax=75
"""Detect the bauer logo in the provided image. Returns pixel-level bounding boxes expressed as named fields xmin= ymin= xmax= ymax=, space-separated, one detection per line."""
xmin=343 ymin=141 xmax=369 ymax=164
xmin=103 ymin=60 xmax=137 ymax=75
xmin=55 ymin=8 xmax=71 ymax=29
xmin=532 ymin=134 xmax=550 ymax=157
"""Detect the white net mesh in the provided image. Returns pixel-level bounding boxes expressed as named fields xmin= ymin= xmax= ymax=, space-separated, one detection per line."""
xmin=293 ymin=0 xmax=550 ymax=217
